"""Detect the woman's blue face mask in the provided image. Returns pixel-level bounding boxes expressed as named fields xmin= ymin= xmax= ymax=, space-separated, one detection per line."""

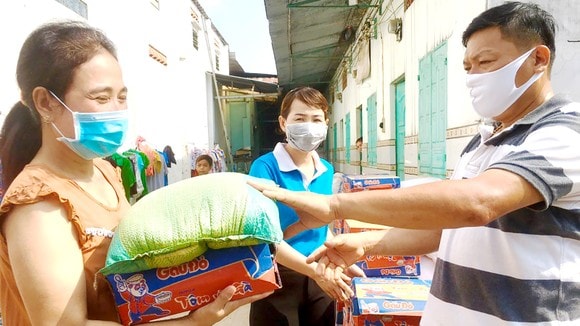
xmin=49 ymin=91 xmax=128 ymax=160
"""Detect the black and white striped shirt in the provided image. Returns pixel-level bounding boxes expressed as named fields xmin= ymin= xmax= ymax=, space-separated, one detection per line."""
xmin=422 ymin=94 xmax=580 ymax=325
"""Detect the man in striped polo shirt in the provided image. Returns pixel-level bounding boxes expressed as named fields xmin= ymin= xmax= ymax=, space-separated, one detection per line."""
xmin=249 ymin=1 xmax=579 ymax=324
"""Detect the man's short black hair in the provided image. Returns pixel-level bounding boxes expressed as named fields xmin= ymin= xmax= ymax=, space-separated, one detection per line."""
xmin=462 ymin=1 xmax=556 ymax=68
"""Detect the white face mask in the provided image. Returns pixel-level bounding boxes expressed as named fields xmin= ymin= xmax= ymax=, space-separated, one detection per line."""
xmin=466 ymin=48 xmax=543 ymax=119
xmin=285 ymin=122 xmax=328 ymax=152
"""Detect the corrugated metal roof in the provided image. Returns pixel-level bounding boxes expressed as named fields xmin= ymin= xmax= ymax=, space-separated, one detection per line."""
xmin=264 ymin=0 xmax=376 ymax=92
xmin=214 ymin=73 xmax=280 ymax=95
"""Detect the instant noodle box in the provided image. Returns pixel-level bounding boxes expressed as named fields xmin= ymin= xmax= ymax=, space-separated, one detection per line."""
xmin=335 ymin=299 xmax=346 ymax=326
xmin=335 ymin=174 xmax=399 ymax=236
xmin=105 ymin=243 xmax=281 ymax=325
xmin=343 ymin=277 xmax=431 ymax=326
xmin=343 ymin=220 xmax=421 ymax=278
xmin=332 ymin=218 xmax=345 ymax=235
xmin=355 ymin=255 xmax=421 ymax=278
xmin=342 ymin=174 xmax=400 ymax=193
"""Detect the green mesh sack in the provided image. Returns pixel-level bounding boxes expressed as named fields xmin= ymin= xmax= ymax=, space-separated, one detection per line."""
xmin=100 ymin=172 xmax=281 ymax=275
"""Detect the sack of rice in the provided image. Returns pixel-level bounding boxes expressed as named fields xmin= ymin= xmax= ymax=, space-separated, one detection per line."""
xmin=100 ymin=172 xmax=281 ymax=275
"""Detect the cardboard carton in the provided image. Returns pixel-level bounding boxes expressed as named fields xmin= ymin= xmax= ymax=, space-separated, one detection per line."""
xmin=342 ymin=220 xmax=421 ymax=277
xmin=342 ymin=175 xmax=400 ymax=193
xmin=335 ymin=300 xmax=346 ymax=326
xmin=355 ymin=255 xmax=420 ymax=278
xmin=332 ymin=218 xmax=345 ymax=235
xmin=342 ymin=219 xmax=390 ymax=234
xmin=336 ymin=174 xmax=399 ymax=235
xmin=105 ymin=243 xmax=281 ymax=325
xmin=344 ymin=277 xmax=431 ymax=326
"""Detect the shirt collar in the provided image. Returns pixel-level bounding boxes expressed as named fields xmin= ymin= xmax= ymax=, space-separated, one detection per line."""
xmin=273 ymin=142 xmax=327 ymax=176
xmin=479 ymin=94 xmax=573 ymax=142
xmin=517 ymin=94 xmax=573 ymax=125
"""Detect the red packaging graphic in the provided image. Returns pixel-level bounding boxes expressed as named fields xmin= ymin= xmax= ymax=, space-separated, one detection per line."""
xmin=105 ymin=243 xmax=281 ymax=325
xmin=342 ymin=220 xmax=421 ymax=278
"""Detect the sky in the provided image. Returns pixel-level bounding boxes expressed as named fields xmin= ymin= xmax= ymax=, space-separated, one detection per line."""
xmin=197 ymin=0 xmax=277 ymax=75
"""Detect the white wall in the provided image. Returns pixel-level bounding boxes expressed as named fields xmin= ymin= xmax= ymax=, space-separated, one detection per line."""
xmin=0 ymin=0 xmax=80 ymax=121
xmin=0 ymin=0 xmax=229 ymax=184
xmin=404 ymin=0 xmax=485 ymax=175
xmin=329 ymin=0 xmax=486 ymax=175
xmin=328 ymin=0 xmax=578 ymax=177
xmin=328 ymin=0 xmax=406 ymax=174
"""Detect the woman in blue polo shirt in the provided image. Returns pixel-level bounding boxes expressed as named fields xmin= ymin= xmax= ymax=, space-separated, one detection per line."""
xmin=248 ymin=87 xmax=362 ymax=326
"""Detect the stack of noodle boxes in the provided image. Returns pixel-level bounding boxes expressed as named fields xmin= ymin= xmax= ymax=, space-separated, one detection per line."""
xmin=334 ymin=175 xmax=433 ymax=326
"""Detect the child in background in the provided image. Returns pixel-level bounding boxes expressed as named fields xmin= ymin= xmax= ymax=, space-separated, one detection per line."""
xmin=193 ymin=154 xmax=213 ymax=176
xmin=355 ymin=137 xmax=363 ymax=151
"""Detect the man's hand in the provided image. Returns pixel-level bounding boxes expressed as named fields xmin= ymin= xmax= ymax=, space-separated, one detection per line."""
xmin=344 ymin=263 xmax=366 ymax=279
xmin=307 ymin=233 xmax=368 ymax=278
xmin=247 ymin=179 xmax=337 ymax=238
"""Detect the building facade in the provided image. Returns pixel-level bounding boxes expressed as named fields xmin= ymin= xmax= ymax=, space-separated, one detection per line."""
xmin=0 ymin=0 xmax=231 ymax=183
xmin=326 ymin=0 xmax=580 ymax=180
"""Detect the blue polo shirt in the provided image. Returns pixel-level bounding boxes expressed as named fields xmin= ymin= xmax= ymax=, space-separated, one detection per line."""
xmin=249 ymin=143 xmax=334 ymax=256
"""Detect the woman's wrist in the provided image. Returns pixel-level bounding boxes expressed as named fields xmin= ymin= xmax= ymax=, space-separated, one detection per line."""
xmin=307 ymin=261 xmax=318 ymax=279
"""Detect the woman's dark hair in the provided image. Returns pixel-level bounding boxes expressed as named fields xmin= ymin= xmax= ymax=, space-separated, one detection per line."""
xmin=196 ymin=155 xmax=213 ymax=167
xmin=462 ymin=1 xmax=556 ymax=69
xmin=0 ymin=21 xmax=117 ymax=188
